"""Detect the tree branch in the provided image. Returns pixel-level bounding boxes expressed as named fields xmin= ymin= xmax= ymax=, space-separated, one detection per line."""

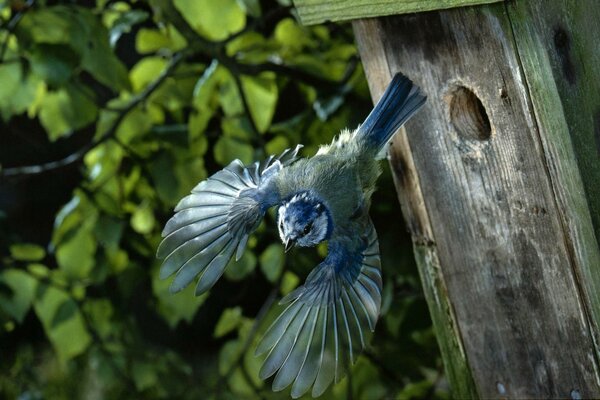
xmin=0 ymin=0 xmax=35 ymax=61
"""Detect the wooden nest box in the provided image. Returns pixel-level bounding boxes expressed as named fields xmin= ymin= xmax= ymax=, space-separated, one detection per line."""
xmin=295 ymin=0 xmax=600 ymax=398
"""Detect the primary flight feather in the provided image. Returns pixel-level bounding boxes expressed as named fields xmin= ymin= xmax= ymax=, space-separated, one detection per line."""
xmin=157 ymin=72 xmax=426 ymax=397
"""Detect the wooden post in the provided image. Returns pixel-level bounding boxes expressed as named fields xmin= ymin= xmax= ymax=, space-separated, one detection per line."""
xmin=295 ymin=0 xmax=600 ymax=398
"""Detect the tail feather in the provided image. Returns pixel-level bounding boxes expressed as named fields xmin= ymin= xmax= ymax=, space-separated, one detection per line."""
xmin=357 ymin=73 xmax=426 ymax=158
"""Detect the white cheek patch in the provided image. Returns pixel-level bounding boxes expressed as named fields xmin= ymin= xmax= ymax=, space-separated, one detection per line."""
xmin=277 ymin=205 xmax=287 ymax=242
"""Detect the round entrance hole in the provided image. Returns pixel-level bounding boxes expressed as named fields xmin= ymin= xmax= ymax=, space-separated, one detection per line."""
xmin=448 ymin=86 xmax=491 ymax=141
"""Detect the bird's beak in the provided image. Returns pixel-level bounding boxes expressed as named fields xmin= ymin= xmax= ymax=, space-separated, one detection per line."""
xmin=284 ymin=238 xmax=295 ymax=253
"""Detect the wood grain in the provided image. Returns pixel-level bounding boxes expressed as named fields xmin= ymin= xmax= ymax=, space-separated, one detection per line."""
xmin=354 ymin=4 xmax=600 ymax=398
xmin=352 ymin=21 xmax=478 ymax=399
xmin=294 ymin=0 xmax=503 ymax=25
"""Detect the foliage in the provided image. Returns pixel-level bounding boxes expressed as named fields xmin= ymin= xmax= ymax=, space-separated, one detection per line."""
xmin=0 ymin=0 xmax=446 ymax=399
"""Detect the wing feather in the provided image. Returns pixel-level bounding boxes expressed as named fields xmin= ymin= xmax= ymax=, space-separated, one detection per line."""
xmin=158 ymin=146 xmax=303 ymax=295
xmin=257 ymin=221 xmax=382 ymax=398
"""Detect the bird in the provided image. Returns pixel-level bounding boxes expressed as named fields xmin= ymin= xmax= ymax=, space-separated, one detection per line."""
xmin=157 ymin=72 xmax=426 ymax=398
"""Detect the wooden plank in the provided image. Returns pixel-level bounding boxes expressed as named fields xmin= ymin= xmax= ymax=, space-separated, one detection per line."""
xmin=352 ymin=20 xmax=478 ymax=399
xmin=504 ymin=0 xmax=600 ymax=353
xmin=353 ymin=3 xmax=600 ymax=398
xmin=294 ymin=0 xmax=503 ymax=25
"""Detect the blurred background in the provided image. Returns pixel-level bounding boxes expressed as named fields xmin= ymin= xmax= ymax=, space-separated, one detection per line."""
xmin=0 ymin=0 xmax=445 ymax=398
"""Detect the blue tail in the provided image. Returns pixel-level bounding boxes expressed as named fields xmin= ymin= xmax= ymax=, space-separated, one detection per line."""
xmin=357 ymin=73 xmax=426 ymax=157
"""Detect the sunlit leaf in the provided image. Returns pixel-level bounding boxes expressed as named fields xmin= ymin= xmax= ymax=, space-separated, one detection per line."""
xmin=265 ymin=135 xmax=289 ymax=156
xmin=274 ymin=17 xmax=313 ymax=52
xmin=242 ymin=72 xmax=278 ymax=133
xmin=214 ymin=307 xmax=242 ymax=338
xmin=259 ymin=244 xmax=284 ymax=283
xmin=38 ymin=85 xmax=98 ymax=141
xmin=131 ymin=201 xmax=155 ymax=234
xmin=9 ymin=243 xmax=46 ymax=262
xmin=56 ymin=226 xmax=97 ymax=280
xmin=136 ymin=26 xmax=185 ymax=53
xmin=174 ymin=0 xmax=246 ymax=41
xmin=0 ymin=62 xmax=23 ymax=113
xmin=0 ymin=269 xmax=37 ymax=323
xmin=213 ymin=136 xmax=254 ymax=166
xmin=33 ymin=284 xmax=91 ymax=361
xmin=280 ymin=271 xmax=299 ymax=296
xmin=130 ymin=56 xmax=167 ymax=93
xmin=152 ymin=264 xmax=208 ymax=328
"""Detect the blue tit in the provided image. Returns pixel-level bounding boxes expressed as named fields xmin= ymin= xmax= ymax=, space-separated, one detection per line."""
xmin=157 ymin=72 xmax=426 ymax=397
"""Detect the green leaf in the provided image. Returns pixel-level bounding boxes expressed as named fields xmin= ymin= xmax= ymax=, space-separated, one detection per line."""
xmin=82 ymin=299 xmax=114 ymax=339
xmin=213 ymin=136 xmax=254 ymax=166
xmin=0 ymin=62 xmax=23 ymax=108
xmin=135 ymin=27 xmax=185 ymax=53
xmin=259 ymin=244 xmax=284 ymax=283
xmin=93 ymin=215 xmax=124 ymax=250
xmin=132 ymin=361 xmax=158 ymax=391
xmin=236 ymin=0 xmax=261 ymax=17
xmin=274 ymin=18 xmax=313 ymax=52
xmin=131 ymin=202 xmax=155 ymax=234
xmin=33 ymin=284 xmax=91 ymax=361
xmin=224 ymin=251 xmax=256 ymax=281
xmin=265 ymin=135 xmax=290 ymax=156
xmin=240 ymin=72 xmax=278 ymax=133
xmin=174 ymin=0 xmax=246 ymax=41
xmin=38 ymin=85 xmax=98 ymax=141
xmin=115 ymin=106 xmax=153 ymax=144
xmin=152 ymin=264 xmax=208 ymax=328
xmin=396 ymin=379 xmax=433 ymax=400
xmin=56 ymin=225 xmax=97 ymax=280
xmin=0 ymin=269 xmax=38 ymax=323
xmin=28 ymin=43 xmax=79 ymax=85
xmin=17 ymin=6 xmax=130 ymax=90
xmin=9 ymin=243 xmax=46 ymax=262
xmin=109 ymin=9 xmax=149 ymax=47
xmin=51 ymin=299 xmax=78 ymax=328
xmin=190 ymin=61 xmax=225 ymax=140
xmin=214 ymin=307 xmax=243 ymax=338
xmin=280 ymin=271 xmax=299 ymax=296
xmin=218 ymin=340 xmax=241 ymax=375
xmin=130 ymin=56 xmax=167 ymax=93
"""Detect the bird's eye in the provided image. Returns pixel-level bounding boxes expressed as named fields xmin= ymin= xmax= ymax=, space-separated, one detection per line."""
xmin=303 ymin=222 xmax=312 ymax=235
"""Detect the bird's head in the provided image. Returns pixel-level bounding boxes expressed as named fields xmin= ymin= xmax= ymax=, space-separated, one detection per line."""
xmin=277 ymin=192 xmax=332 ymax=251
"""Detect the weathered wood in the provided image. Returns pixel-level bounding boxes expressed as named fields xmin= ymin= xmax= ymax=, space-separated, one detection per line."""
xmin=353 ymin=3 xmax=600 ymax=398
xmin=352 ymin=21 xmax=477 ymax=399
xmin=294 ymin=0 xmax=503 ymax=25
xmin=504 ymin=0 xmax=600 ymax=351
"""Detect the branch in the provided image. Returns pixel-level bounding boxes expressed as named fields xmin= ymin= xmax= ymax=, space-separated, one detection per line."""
xmin=0 ymin=0 xmax=35 ymax=61
xmin=1 ymin=52 xmax=186 ymax=178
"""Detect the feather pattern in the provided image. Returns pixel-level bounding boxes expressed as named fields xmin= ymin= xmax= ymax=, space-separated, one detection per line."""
xmin=256 ymin=222 xmax=381 ymax=398
xmin=157 ymin=145 xmax=302 ymax=295
xmin=356 ymin=73 xmax=426 ymax=158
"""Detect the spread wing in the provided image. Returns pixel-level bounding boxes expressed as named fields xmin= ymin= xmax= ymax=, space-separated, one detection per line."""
xmin=255 ymin=222 xmax=382 ymax=398
xmin=157 ymin=146 xmax=302 ymax=296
